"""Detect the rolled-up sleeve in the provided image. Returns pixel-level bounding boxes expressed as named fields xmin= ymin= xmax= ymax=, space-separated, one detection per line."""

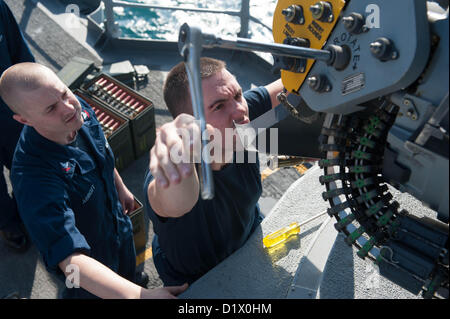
xmin=244 ymin=87 xmax=272 ymax=121
xmin=12 ymin=169 xmax=91 ymax=277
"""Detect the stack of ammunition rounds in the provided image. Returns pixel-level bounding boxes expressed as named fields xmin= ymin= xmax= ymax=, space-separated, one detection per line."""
xmin=86 ymin=75 xmax=149 ymax=118
xmin=83 ymin=73 xmax=156 ymax=159
xmin=74 ymin=90 xmax=126 ymax=138
xmin=74 ymin=89 xmax=135 ymax=171
xmin=90 ymin=105 xmax=123 ymax=138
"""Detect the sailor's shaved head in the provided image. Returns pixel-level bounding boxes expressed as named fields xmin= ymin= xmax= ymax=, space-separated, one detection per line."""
xmin=0 ymin=62 xmax=56 ymax=115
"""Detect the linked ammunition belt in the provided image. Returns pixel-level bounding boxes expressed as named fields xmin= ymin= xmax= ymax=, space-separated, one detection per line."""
xmin=318 ymin=103 xmax=449 ymax=298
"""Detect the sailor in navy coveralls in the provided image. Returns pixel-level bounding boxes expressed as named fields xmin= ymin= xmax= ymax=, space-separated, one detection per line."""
xmin=0 ymin=62 xmax=187 ymax=298
xmin=0 ymin=0 xmax=35 ymax=251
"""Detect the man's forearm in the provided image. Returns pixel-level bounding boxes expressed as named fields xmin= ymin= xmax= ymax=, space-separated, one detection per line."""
xmin=147 ymin=163 xmax=199 ymax=218
xmin=113 ymin=168 xmax=126 ymax=192
xmin=60 ymin=253 xmax=142 ymax=299
xmin=265 ymin=79 xmax=285 ymax=108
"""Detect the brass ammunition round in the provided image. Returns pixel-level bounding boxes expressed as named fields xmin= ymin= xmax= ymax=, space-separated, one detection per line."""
xmin=126 ymin=98 xmax=136 ymax=107
xmin=135 ymin=104 xmax=146 ymax=113
xmin=122 ymin=95 xmax=132 ymax=105
xmin=100 ymin=115 xmax=110 ymax=125
xmin=108 ymin=86 xmax=119 ymax=95
xmin=130 ymin=101 xmax=140 ymax=110
xmin=97 ymin=112 xmax=106 ymax=121
xmin=103 ymin=83 xmax=114 ymax=91
xmin=115 ymin=90 xmax=125 ymax=100
xmin=110 ymin=121 xmax=120 ymax=131
xmin=95 ymin=78 xmax=106 ymax=85
xmin=105 ymin=118 xmax=115 ymax=128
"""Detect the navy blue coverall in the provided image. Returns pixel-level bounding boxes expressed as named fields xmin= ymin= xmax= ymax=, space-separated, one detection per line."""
xmin=11 ymin=98 xmax=136 ymax=298
xmin=0 ymin=0 xmax=35 ymax=233
xmin=144 ymin=87 xmax=272 ymax=286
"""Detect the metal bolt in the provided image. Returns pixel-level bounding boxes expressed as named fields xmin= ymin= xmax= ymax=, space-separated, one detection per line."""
xmin=370 ymin=41 xmax=383 ymax=55
xmin=282 ymin=8 xmax=294 ymax=19
xmin=403 ymin=99 xmax=410 ymax=105
xmin=391 ymin=51 xmax=398 ymax=59
xmin=310 ymin=4 xmax=322 ymax=16
xmin=328 ymin=14 xmax=334 ymax=22
xmin=307 ymin=76 xmax=318 ymax=88
xmin=180 ymin=30 xmax=187 ymax=42
xmin=342 ymin=16 xmax=355 ymax=28
xmin=325 ymin=85 xmax=331 ymax=92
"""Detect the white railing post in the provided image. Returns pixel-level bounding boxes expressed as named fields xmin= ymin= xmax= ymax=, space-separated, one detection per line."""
xmin=238 ymin=0 xmax=250 ymax=38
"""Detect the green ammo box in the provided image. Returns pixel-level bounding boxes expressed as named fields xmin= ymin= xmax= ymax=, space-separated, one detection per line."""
xmin=57 ymin=57 xmax=96 ymax=90
xmin=74 ymin=90 xmax=135 ymax=172
xmin=129 ymin=197 xmax=146 ymax=254
xmin=82 ymin=73 xmax=156 ymax=160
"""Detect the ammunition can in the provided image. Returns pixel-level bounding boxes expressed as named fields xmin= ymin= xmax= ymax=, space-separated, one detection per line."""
xmin=83 ymin=73 xmax=156 ymax=160
xmin=74 ymin=90 xmax=135 ymax=172
xmin=129 ymin=197 xmax=146 ymax=254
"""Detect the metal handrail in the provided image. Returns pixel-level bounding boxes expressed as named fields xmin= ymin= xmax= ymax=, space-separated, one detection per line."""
xmin=103 ymin=0 xmax=272 ymax=40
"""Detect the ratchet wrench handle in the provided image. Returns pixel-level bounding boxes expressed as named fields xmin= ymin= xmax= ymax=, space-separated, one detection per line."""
xmin=178 ymin=23 xmax=214 ymax=200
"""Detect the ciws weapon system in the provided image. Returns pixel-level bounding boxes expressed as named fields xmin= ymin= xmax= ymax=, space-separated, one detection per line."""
xmin=178 ymin=0 xmax=449 ymax=298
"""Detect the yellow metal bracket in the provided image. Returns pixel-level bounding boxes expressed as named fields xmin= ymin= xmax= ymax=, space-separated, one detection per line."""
xmin=273 ymin=0 xmax=346 ymax=94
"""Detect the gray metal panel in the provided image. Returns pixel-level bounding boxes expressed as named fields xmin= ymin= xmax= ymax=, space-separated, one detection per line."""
xmin=416 ymin=5 xmax=449 ymax=107
xmin=300 ymin=0 xmax=431 ymax=114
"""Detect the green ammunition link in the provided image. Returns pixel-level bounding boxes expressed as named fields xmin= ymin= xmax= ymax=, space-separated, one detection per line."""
xmin=369 ymin=116 xmax=380 ymax=126
xmin=319 ymin=158 xmax=343 ymax=168
xmin=365 ymin=194 xmax=393 ymax=217
xmin=322 ymin=187 xmax=351 ymax=200
xmin=352 ymin=177 xmax=374 ymax=189
xmin=365 ymin=200 xmax=385 ymax=217
xmin=363 ymin=124 xmax=382 ymax=138
xmin=370 ymin=116 xmax=386 ymax=130
xmin=345 ymin=226 xmax=365 ymax=246
xmin=334 ymin=213 xmax=356 ymax=231
xmin=359 ymin=136 xmax=376 ymax=149
xmin=352 ymin=150 xmax=373 ymax=160
xmin=327 ymin=200 xmax=353 ymax=215
xmin=319 ymin=173 xmax=346 ymax=184
xmin=376 ymin=209 xmax=394 ymax=227
xmin=356 ymin=189 xmax=380 ymax=204
xmin=357 ymin=236 xmax=376 ymax=259
xmin=348 ymin=165 xmax=377 ymax=173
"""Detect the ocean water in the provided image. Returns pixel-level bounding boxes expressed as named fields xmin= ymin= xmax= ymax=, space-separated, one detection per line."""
xmin=114 ymin=0 xmax=277 ymax=42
